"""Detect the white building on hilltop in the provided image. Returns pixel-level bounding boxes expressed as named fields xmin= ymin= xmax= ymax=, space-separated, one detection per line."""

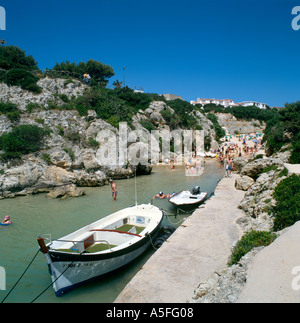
xmin=190 ymin=98 xmax=268 ymax=109
xmin=238 ymin=101 xmax=268 ymax=109
xmin=190 ymin=98 xmax=234 ymax=107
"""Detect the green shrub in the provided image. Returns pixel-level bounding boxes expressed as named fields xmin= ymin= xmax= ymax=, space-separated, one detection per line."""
xmin=160 ymin=109 xmax=172 ymax=123
xmin=88 ymin=137 xmax=100 ymax=148
xmin=206 ymin=113 xmax=226 ymax=140
xmin=26 ymin=102 xmax=40 ymax=113
xmin=63 ymin=148 xmax=75 ymax=161
xmin=5 ymin=68 xmax=42 ymax=93
xmin=0 ymin=102 xmax=18 ymax=114
xmin=64 ymin=130 xmax=81 ymax=143
xmin=34 ymin=118 xmax=44 ymax=125
xmin=42 ymin=153 xmax=51 ymax=165
xmin=0 ymin=102 xmax=21 ymax=122
xmin=228 ymin=231 xmax=277 ymax=266
xmin=6 ymin=110 xmax=21 ymax=122
xmin=23 ymin=82 xmax=42 ymax=94
xmin=52 ymin=59 xmax=114 ymax=86
xmin=273 ymin=174 xmax=300 ymax=231
xmin=0 ymin=45 xmax=38 ymax=71
xmin=262 ymin=165 xmax=278 ymax=173
xmin=57 ymin=126 xmax=64 ymax=136
xmin=278 ymin=168 xmax=288 ymax=178
xmin=59 ymin=94 xmax=69 ymax=103
xmin=254 ymin=154 xmax=264 ymax=160
xmin=0 ymin=125 xmax=48 ymax=159
xmin=140 ymin=120 xmax=156 ymax=132
xmin=290 ymin=139 xmax=300 ymax=164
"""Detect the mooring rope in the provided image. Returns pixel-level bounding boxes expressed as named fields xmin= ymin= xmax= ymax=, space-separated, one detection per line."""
xmin=1 ymin=248 xmax=40 ymax=303
xmin=30 ymin=250 xmax=85 ymax=303
xmin=0 ymin=245 xmax=87 ymax=303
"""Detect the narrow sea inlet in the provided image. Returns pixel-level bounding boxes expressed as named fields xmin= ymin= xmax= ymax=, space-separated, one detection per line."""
xmin=0 ymin=160 xmax=224 ymax=303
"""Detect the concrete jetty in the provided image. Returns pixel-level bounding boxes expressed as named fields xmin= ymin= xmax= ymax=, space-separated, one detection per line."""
xmin=115 ymin=174 xmax=245 ymax=303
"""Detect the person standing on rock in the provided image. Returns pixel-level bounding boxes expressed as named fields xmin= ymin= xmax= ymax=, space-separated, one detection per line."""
xmin=110 ymin=179 xmax=118 ymax=201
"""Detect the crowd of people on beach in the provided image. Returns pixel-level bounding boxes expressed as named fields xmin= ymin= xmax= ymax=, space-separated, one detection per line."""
xmin=214 ymin=132 xmax=263 ymax=177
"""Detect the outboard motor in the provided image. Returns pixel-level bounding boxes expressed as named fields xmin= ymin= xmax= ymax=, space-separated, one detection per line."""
xmin=191 ymin=186 xmax=201 ymax=195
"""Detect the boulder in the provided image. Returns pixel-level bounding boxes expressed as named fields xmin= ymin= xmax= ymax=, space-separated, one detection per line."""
xmin=49 ymin=150 xmax=73 ymax=169
xmin=74 ymin=170 xmax=107 ymax=187
xmin=233 ymin=157 xmax=248 ymax=173
xmin=235 ymin=175 xmax=254 ymax=191
xmin=47 ymin=184 xmax=85 ymax=199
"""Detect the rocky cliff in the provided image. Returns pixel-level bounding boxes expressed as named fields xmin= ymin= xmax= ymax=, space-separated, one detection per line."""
xmin=0 ymin=78 xmax=219 ymax=199
xmin=216 ymin=112 xmax=265 ymax=135
xmin=191 ymin=146 xmax=295 ymax=303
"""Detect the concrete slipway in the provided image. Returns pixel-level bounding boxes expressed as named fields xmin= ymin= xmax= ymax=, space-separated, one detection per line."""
xmin=115 ymin=174 xmax=245 ymax=303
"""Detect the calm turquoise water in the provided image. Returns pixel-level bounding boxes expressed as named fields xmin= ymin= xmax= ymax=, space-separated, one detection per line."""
xmin=0 ymin=161 xmax=224 ymax=303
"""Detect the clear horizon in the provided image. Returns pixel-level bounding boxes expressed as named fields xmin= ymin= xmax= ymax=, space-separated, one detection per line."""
xmin=0 ymin=0 xmax=299 ymax=107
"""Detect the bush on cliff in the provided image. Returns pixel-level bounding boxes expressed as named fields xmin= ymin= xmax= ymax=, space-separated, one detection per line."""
xmin=0 ymin=125 xmax=49 ymax=159
xmin=206 ymin=113 xmax=226 ymax=140
xmin=228 ymin=230 xmax=277 ymax=266
xmin=263 ymin=101 xmax=300 ymax=160
xmin=52 ymin=60 xmax=114 ymax=87
xmin=290 ymin=138 xmax=300 ymax=164
xmin=273 ymin=174 xmax=300 ymax=231
xmin=0 ymin=102 xmax=21 ymax=122
xmin=4 ymin=68 xmax=42 ymax=94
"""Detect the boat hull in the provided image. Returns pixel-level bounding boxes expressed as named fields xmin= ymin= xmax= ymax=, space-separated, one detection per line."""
xmin=169 ymin=191 xmax=207 ymax=210
xmin=43 ymin=210 xmax=163 ymax=296
xmin=49 ymin=242 xmax=153 ymax=296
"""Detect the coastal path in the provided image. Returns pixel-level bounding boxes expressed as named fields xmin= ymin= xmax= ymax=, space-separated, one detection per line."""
xmin=115 ymin=174 xmax=245 ymax=303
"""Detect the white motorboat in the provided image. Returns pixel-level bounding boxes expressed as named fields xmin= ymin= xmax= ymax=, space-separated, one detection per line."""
xmin=37 ymin=204 xmax=164 ymax=296
xmin=169 ymin=186 xmax=207 ymax=210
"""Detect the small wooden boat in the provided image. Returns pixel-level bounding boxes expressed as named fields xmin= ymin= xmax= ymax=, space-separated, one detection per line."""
xmin=169 ymin=186 xmax=207 ymax=210
xmin=37 ymin=204 xmax=164 ymax=296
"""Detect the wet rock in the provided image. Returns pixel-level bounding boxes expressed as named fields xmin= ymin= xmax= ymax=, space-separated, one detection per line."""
xmin=47 ymin=184 xmax=86 ymax=199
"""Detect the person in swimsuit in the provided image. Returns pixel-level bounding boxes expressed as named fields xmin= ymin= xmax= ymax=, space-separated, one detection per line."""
xmin=152 ymin=192 xmax=169 ymax=199
xmin=110 ymin=179 xmax=117 ymax=201
xmin=226 ymin=156 xmax=233 ymax=177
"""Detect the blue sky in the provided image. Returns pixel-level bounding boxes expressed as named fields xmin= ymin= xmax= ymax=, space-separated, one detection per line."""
xmin=0 ymin=0 xmax=299 ymax=107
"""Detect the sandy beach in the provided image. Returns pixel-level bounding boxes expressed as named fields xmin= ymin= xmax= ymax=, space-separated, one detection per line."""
xmin=219 ymin=132 xmax=264 ymax=159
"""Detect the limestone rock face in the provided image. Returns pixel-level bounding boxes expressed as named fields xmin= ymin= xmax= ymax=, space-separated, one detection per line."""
xmin=0 ymin=82 xmax=224 ymax=199
xmin=0 ymin=77 xmax=87 ymax=111
xmin=47 ymin=184 xmax=86 ymax=199
xmin=216 ymin=113 xmax=265 ymax=135
xmin=235 ymin=175 xmax=254 ymax=191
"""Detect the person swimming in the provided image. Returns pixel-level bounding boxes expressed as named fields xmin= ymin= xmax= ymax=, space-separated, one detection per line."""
xmin=2 ymin=215 xmax=11 ymax=225
xmin=152 ymin=192 xmax=170 ymax=199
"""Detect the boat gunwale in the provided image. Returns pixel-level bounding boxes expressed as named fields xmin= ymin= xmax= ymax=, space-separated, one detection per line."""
xmin=48 ymin=218 xmax=163 ymax=262
xmin=46 ymin=204 xmax=164 ymax=261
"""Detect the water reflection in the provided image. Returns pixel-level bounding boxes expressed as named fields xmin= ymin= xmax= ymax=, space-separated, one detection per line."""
xmin=0 ymin=161 xmax=224 ymax=303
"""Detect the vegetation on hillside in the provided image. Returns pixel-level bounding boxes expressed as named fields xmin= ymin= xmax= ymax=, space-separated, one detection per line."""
xmin=0 ymin=44 xmax=299 ymax=166
xmin=203 ymin=102 xmax=300 ymax=164
xmin=52 ymin=60 xmax=114 ymax=87
xmin=228 ymin=230 xmax=277 ymax=266
xmin=0 ymin=124 xmax=50 ymax=160
xmin=273 ymin=174 xmax=300 ymax=231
